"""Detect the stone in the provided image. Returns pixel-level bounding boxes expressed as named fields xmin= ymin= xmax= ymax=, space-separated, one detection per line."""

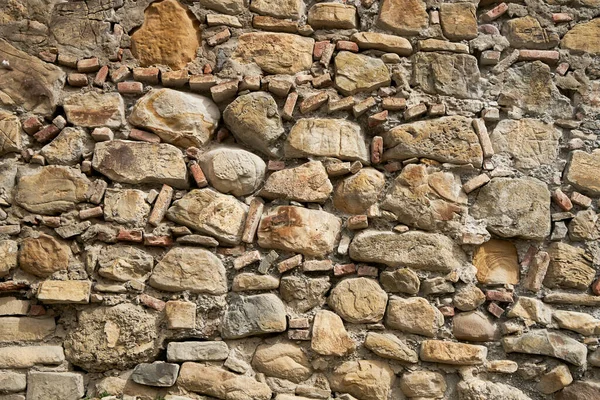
xmin=15 ymin=166 xmax=91 ymax=214
xmin=280 ymin=275 xmax=330 ymax=313
xmin=333 ymin=168 xmax=385 ymax=214
xmin=506 ymin=297 xmax=552 ymax=325
xmin=503 ymin=329 xmax=587 ymax=366
xmin=311 ymin=310 xmax=355 ymax=356
xmin=386 ymin=297 xmax=444 ymax=337
xmin=92 ymin=140 xmax=189 ymax=189
xmin=250 ymin=0 xmax=303 ymax=19
xmin=0 ymin=112 xmax=21 ymax=156
xmin=0 ymin=371 xmax=26 ymax=393
xmin=26 ymin=372 xmax=84 ymax=400
xmin=166 ymin=189 xmax=248 ymax=245
xmin=473 ymin=240 xmax=519 ymax=285
xmin=458 ymin=378 xmax=532 ymax=400
xmin=380 ymin=268 xmax=420 ymax=294
xmin=329 ymin=360 xmax=395 ymax=400
xmin=453 ymin=311 xmax=499 ymax=342
xmin=471 ymin=178 xmax=551 ymax=240
xmin=149 ymin=247 xmax=227 ymax=294
xmin=63 ymin=91 xmax=125 ymax=128
xmin=328 ymin=278 xmax=387 ymax=324
xmin=440 ymin=3 xmax=477 ymax=40
xmin=257 ymin=206 xmax=342 ymax=257
xmin=0 ymin=297 xmax=28 ymax=316
xmin=0 ymin=161 xmax=16 ymax=205
xmin=412 ymin=53 xmax=480 ymax=99
xmin=364 ymin=332 xmax=418 ymax=363
xmin=334 ymin=52 xmax=390 ymax=96
xmin=233 ymin=33 xmax=314 ymax=75
xmin=40 ymin=127 xmax=94 ymax=166
xmin=556 ymin=381 xmax=600 ymax=400
xmin=200 ymin=147 xmax=266 ymax=196
xmin=132 ymin=362 xmax=180 ymax=387
xmin=561 ymin=19 xmax=600 ymax=54
xmin=285 ymin=119 xmax=369 ymax=163
xmin=19 ymin=234 xmax=70 ymax=278
xmin=382 ymin=116 xmax=482 ymax=167
xmin=569 ymin=210 xmax=600 ymax=241
xmin=349 ymin=230 xmax=469 ymax=272
xmin=165 ymin=301 xmax=196 ymax=329
xmin=129 ymin=89 xmax=220 ymax=148
xmin=537 ymin=365 xmax=573 ymax=395
xmin=103 ymin=189 xmax=151 ymax=227
xmin=0 ymin=317 xmax=55 ymax=342
xmin=199 ymin=0 xmax=244 ymax=14
xmin=490 ymin=119 xmax=560 ymax=170
xmin=565 ymin=150 xmax=600 ymax=195
xmin=0 ymin=346 xmax=64 ymax=369
xmin=378 ymin=0 xmax=428 ymax=35
xmin=553 ymin=310 xmax=600 ymax=336
xmin=308 ymin=3 xmax=356 ymax=29
xmin=260 ymin=161 xmax=332 ymax=203
xmin=420 ymin=340 xmax=488 ymax=365
xmin=544 ymin=242 xmax=594 ymax=290
xmin=503 ymin=16 xmax=559 ymax=49
xmin=0 ymin=240 xmax=17 ymax=278
xmin=233 ymin=273 xmax=280 ymax=291
xmin=221 ymin=294 xmax=287 ymax=339
xmin=252 ymin=342 xmax=312 ymax=383
xmin=351 ymin=32 xmax=412 ymax=55
xmin=131 ymin=0 xmax=200 ymax=69
xmin=454 ymin=285 xmax=486 ymax=311
xmin=167 ymin=341 xmax=229 ymax=362
xmin=400 ymin=371 xmax=446 ymax=398
xmin=0 ymin=39 xmax=65 ymax=115
xmin=97 ymin=245 xmax=153 ymax=282
xmin=223 ymin=92 xmax=285 ymax=155
xmin=37 ymin=281 xmax=91 ymax=304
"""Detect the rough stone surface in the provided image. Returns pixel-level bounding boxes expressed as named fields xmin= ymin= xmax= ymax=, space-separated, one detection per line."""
xmin=26 ymin=372 xmax=84 ymax=400
xmin=19 ymin=234 xmax=69 ymax=277
xmin=333 ymin=168 xmax=385 ymax=214
xmin=280 ymin=275 xmax=330 ymax=313
xmin=566 ymin=150 xmax=600 ymax=195
xmin=252 ymin=342 xmax=312 ymax=383
xmin=334 ymin=51 xmax=390 ymax=96
xmin=0 ymin=240 xmax=18 ymax=278
xmin=328 ymin=278 xmax=388 ymax=324
xmin=378 ymin=0 xmax=428 ymax=35
xmin=311 ymin=309 xmax=355 ymax=356
xmin=386 ymin=297 xmax=444 ymax=337
xmin=503 ymin=330 xmax=587 ymax=367
xmin=200 ymin=147 xmax=266 ymax=196
xmin=561 ymin=19 xmax=600 ymax=54
xmin=412 ymin=53 xmax=481 ymax=99
xmin=364 ymin=332 xmax=418 ymax=363
xmin=329 ymin=360 xmax=395 ymax=400
xmin=221 ymin=294 xmax=287 ymax=339
xmin=261 ymin=161 xmax=332 ymax=203
xmin=63 ymin=91 xmax=125 ymax=128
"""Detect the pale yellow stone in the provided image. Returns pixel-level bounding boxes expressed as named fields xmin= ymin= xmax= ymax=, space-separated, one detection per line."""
xmin=37 ymin=281 xmax=91 ymax=304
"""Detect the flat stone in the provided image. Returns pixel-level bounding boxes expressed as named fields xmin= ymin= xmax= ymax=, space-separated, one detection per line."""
xmin=420 ymin=340 xmax=487 ymax=365
xmin=200 ymin=147 xmax=266 ymax=196
xmin=503 ymin=16 xmax=559 ymax=49
xmin=380 ymin=268 xmax=420 ymax=294
xmin=250 ymin=0 xmax=303 ymax=19
xmin=378 ymin=0 xmax=428 ymax=35
xmin=252 ymin=342 xmax=312 ymax=383
xmin=19 ymin=234 xmax=70 ymax=278
xmin=311 ymin=309 xmax=355 ymax=356
xmin=92 ymin=140 xmax=189 ymax=189
xmin=329 ymin=360 xmax=395 ymax=400
xmin=97 ymin=245 xmax=153 ymax=282
xmin=544 ymin=242 xmax=594 ymax=290
xmin=458 ymin=378 xmax=532 ymax=400
xmin=37 ymin=281 xmax=91 ymax=304
xmin=132 ymin=362 xmax=180 ymax=387
xmin=400 ymin=371 xmax=446 ymax=398
xmin=167 ymin=341 xmax=229 ymax=362
xmin=280 ymin=275 xmax=330 ymax=313
xmin=569 ymin=210 xmax=600 ymax=241
xmin=334 ymin=51 xmax=390 ymax=96
xmin=103 ymin=189 xmax=151 ymax=227
xmin=199 ymin=0 xmax=245 ymax=14
xmin=0 ymin=346 xmax=64 ymax=369
xmin=506 ymin=297 xmax=552 ymax=325
xmin=333 ymin=168 xmax=385 ymax=214
xmin=329 ymin=277 xmax=387 ymax=324
xmin=0 ymin=240 xmax=17 ymax=278
xmin=386 ymin=296 xmax=444 ymax=337
xmin=351 ymin=32 xmax=412 ymax=55
xmin=129 ymin=88 xmax=220 ymax=148
xmin=307 ymin=3 xmax=356 ymax=29
xmin=412 ymin=53 xmax=480 ymax=99
xmin=233 ymin=273 xmax=280 ymax=291
xmin=453 ymin=311 xmax=499 ymax=342
xmin=63 ymin=91 xmax=125 ymax=128
xmin=221 ymin=293 xmax=287 ymax=339
xmin=26 ymin=372 xmax=84 ymax=400
xmin=556 ymin=381 xmax=600 ymax=400
xmin=0 ymin=112 xmax=21 ymax=156
xmin=554 ymin=310 xmax=600 ymax=336
xmin=165 ymin=301 xmax=196 ymax=329
xmin=0 ymin=371 xmax=26 ymax=393
xmin=0 ymin=297 xmax=29 ymax=316
xmin=566 ymin=150 xmax=600 ymax=195
xmin=364 ymin=332 xmax=418 ymax=363
xmin=40 ymin=127 xmax=94 ymax=166
xmin=0 ymin=317 xmax=55 ymax=342
xmin=473 ymin=239 xmax=519 ymax=285
xmin=503 ymin=329 xmax=587 ymax=367
xmin=561 ymin=18 xmax=600 ymax=54
xmin=440 ymin=3 xmax=477 ymax=40
xmin=260 ymin=161 xmax=332 ymax=203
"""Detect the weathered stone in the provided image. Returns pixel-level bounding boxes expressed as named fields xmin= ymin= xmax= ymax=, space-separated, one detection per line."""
xmin=165 ymin=301 xmax=196 ymax=329
xmin=0 ymin=317 xmax=55 ymax=342
xmin=221 ymin=294 xmax=287 ymax=339
xmin=565 ymin=150 xmax=600 ymax=195
xmin=329 ymin=360 xmax=395 ymax=400
xmin=0 ymin=112 xmax=21 ymax=156
xmin=458 ymin=378 xmax=532 ymax=400
xmin=199 ymin=0 xmax=244 ymax=14
xmin=473 ymin=240 xmax=519 ymax=285
xmin=569 ymin=210 xmax=600 ymax=241
xmin=556 ymin=381 xmax=600 ymax=400
xmin=561 ymin=19 xmax=600 ymax=54
xmin=129 ymin=89 xmax=220 ymax=148
xmin=307 ymin=3 xmax=356 ymax=29
xmin=328 ymin=278 xmax=387 ymax=324
xmin=250 ymin=0 xmax=303 ymax=19
xmin=166 ymin=189 xmax=248 ymax=245
xmin=92 ymin=140 xmax=189 ymax=189
xmin=454 ymin=285 xmax=486 ymax=311
xmin=0 ymin=370 xmax=26 ymax=393
xmin=333 ymin=168 xmax=385 ymax=214
xmin=352 ymin=32 xmax=412 ymax=55
xmin=364 ymin=332 xmax=418 ymax=363
xmin=252 ymin=342 xmax=312 ymax=383
xmin=19 ymin=234 xmax=69 ymax=278
xmin=553 ymin=310 xmax=600 ymax=336
xmin=37 ymin=281 xmax=91 ymax=304
xmin=200 ymin=147 xmax=266 ymax=196
xmin=132 ymin=362 xmax=180 ymax=387
xmin=261 ymin=161 xmax=332 ymax=203
xmin=378 ymin=0 xmax=428 ymax=35
xmin=472 ymin=178 xmax=551 ymax=240
xmin=453 ymin=311 xmax=499 ymax=342
xmin=420 ymin=340 xmax=487 ymax=365
xmin=334 ymin=52 xmax=390 ymax=96
xmin=167 ymin=341 xmax=229 ymax=362
xmin=503 ymin=329 xmax=587 ymax=366
xmin=257 ymin=206 xmax=342 ymax=257
xmin=536 ymin=364 xmax=572 ymax=394
xmin=63 ymin=91 xmax=125 ymax=128
xmin=0 ymin=161 xmax=17 ymax=205
xmin=40 ymin=127 xmax=94 ymax=166
xmin=103 ymin=189 xmax=151 ymax=227
xmin=386 ymin=297 xmax=444 ymax=337
xmin=0 ymin=297 xmax=28 ymax=316
xmin=0 ymin=240 xmax=17 ymax=278
xmin=280 ymin=275 xmax=330 ymax=313
xmin=0 ymin=346 xmax=64 ymax=369
xmin=412 ymin=53 xmax=481 ymax=99
xmin=311 ymin=310 xmax=355 ymax=356
xmin=503 ymin=16 xmax=559 ymax=49
xmin=26 ymin=372 xmax=84 ymax=400
xmin=380 ymin=268 xmax=420 ymax=295
xmin=97 ymin=245 xmax=153 ymax=282
xmin=233 ymin=273 xmax=280 ymax=291
xmin=440 ymin=3 xmax=477 ymax=40
xmin=506 ymin=297 xmax=552 ymax=325
xmin=400 ymin=371 xmax=446 ymax=398
xmin=544 ymin=242 xmax=594 ymax=290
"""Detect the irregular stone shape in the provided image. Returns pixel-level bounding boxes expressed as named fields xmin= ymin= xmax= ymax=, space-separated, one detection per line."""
xmin=103 ymin=189 xmax=151 ymax=227
xmin=454 ymin=285 xmax=486 ymax=311
xmin=412 ymin=53 xmax=481 ymax=99
xmin=329 ymin=360 xmax=395 ymax=400
xmin=0 ymin=370 xmax=26 ymax=393
xmin=351 ymin=32 xmax=412 ymax=55
xmin=328 ymin=278 xmax=387 ymax=324
xmin=132 ymin=362 xmax=180 ymax=387
xmin=260 ymin=161 xmax=332 ymax=203
xmin=543 ymin=242 xmax=594 ymax=290
xmin=98 ymin=245 xmax=153 ymax=283
xmin=0 ymin=112 xmax=21 ymax=156
xmin=233 ymin=33 xmax=314 ymax=75
xmin=311 ymin=310 xmax=355 ymax=356
xmin=506 ymin=297 xmax=552 ymax=325
xmin=200 ymin=147 xmax=266 ymax=196
xmin=252 ymin=342 xmax=312 ymax=383
xmin=223 ymin=92 xmax=285 ymax=155
xmin=285 ymin=119 xmax=369 ymax=163
xmin=556 ymin=381 xmax=600 ymax=400
xmin=63 ymin=91 xmax=125 ymax=128
xmin=221 ymin=294 xmax=287 ymax=339
xmin=257 ymin=206 xmax=342 ymax=257
xmin=490 ymin=119 xmax=560 ymax=170
xmin=561 ymin=19 xmax=600 ymax=54
xmin=37 ymin=281 xmax=91 ymax=304
xmin=503 ymin=16 xmax=559 ymax=49
xmin=420 ymin=340 xmax=488 ymax=365
xmin=233 ymin=273 xmax=280 ymax=292
xmin=382 ymin=116 xmax=482 ymax=167
xmin=364 ymin=332 xmax=418 ymax=363
xmin=473 ymin=239 xmax=519 ymax=285
xmin=334 ymin=51 xmax=390 ymax=96
xmin=569 ymin=210 xmax=600 ymax=241
xmin=167 ymin=341 xmax=229 ymax=362
xmin=280 ymin=275 xmax=330 ymax=313
xmin=15 ymin=166 xmax=91 ymax=215
xmin=503 ymin=330 xmax=587 ymax=366
xmin=26 ymin=372 xmax=84 ymax=400
xmin=566 ymin=150 xmax=600 ymax=195
xmin=40 ymin=127 xmax=94 ymax=166
xmin=378 ymin=0 xmax=428 ymax=35
xmin=0 ymin=161 xmax=17 ymax=205
xmin=149 ymin=247 xmax=227 ymax=294
xmin=0 ymin=317 xmax=55 ymax=342
xmin=440 ymin=3 xmax=477 ymax=40
xmin=199 ymin=0 xmax=245 ymax=14
xmin=19 ymin=234 xmax=69 ymax=278
xmin=400 ymin=371 xmax=446 ymax=398
xmin=0 ymin=240 xmax=18 ymax=278
xmin=166 ymin=189 xmax=248 ymax=245
xmin=453 ymin=311 xmax=499 ymax=342
xmin=554 ymin=310 xmax=600 ymax=336
xmin=177 ymin=362 xmax=272 ymax=400
xmin=92 ymin=140 xmax=189 ymax=189
xmin=458 ymin=378 xmax=532 ymax=400
xmin=307 ymin=3 xmax=356 ymax=29
xmin=381 ymin=164 xmax=467 ymax=230
xmin=333 ymin=168 xmax=385 ymax=214
xmin=386 ymin=297 xmax=444 ymax=337
xmin=250 ymin=0 xmax=303 ymax=19
xmin=471 ymin=178 xmax=550 ymax=240
xmin=0 ymin=39 xmax=65 ymax=115
xmin=0 ymin=346 xmax=64 ymax=369
xmin=349 ymin=230 xmax=469 ymax=272
xmin=380 ymin=268 xmax=420 ymax=295
xmin=129 ymin=89 xmax=220 ymax=148
xmin=64 ymin=304 xmax=160 ymax=372
xmin=131 ymin=0 xmax=201 ymax=69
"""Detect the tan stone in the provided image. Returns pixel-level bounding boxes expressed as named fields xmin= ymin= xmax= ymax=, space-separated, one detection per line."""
xmin=380 ymin=268 xmax=420 ymax=294
xmin=503 ymin=16 xmax=559 ymax=49
xmin=506 ymin=297 xmax=552 ymax=325
xmin=553 ymin=310 xmax=600 ymax=336
xmin=0 ymin=317 xmax=55 ymax=342
xmin=386 ymin=297 xmax=444 ymax=337
xmin=199 ymin=0 xmax=244 ymax=14
xmin=308 ymin=3 xmax=357 ymax=29
xmin=566 ymin=150 xmax=600 ymax=195
xmin=0 ymin=112 xmax=21 ymax=156
xmin=0 ymin=346 xmax=64 ymax=368
xmin=453 ymin=311 xmax=499 ymax=342
xmin=280 ymin=275 xmax=330 ymax=313
xmin=311 ymin=310 xmax=355 ymax=356
xmin=544 ymin=242 xmax=594 ymax=290
xmin=440 ymin=3 xmax=477 ymax=40
xmin=561 ymin=19 xmax=600 ymax=54
xmin=233 ymin=273 xmax=280 ymax=291
xmin=557 ymin=381 xmax=600 ymax=400
xmin=0 ymin=297 xmax=29 ymax=316
xmin=378 ymin=0 xmax=428 ymax=35
xmin=473 ymin=239 xmax=520 ymax=285
xmin=412 ymin=52 xmax=480 ymax=99
xmin=261 ymin=161 xmax=332 ymax=203
xmin=63 ymin=91 xmax=125 ymax=128
xmin=400 ymin=371 xmax=446 ymax=398
xmin=40 ymin=127 xmax=95 ymax=166
xmin=103 ymin=189 xmax=151 ymax=227
xmin=536 ymin=364 xmax=572 ymax=394
xmin=131 ymin=0 xmax=201 ymax=69
xmin=329 ymin=360 xmax=395 ymax=400
xmin=454 ymin=285 xmax=486 ymax=311
xmin=19 ymin=234 xmax=70 ymax=278
xmin=420 ymin=340 xmax=487 ymax=365
xmin=200 ymin=147 xmax=266 ymax=197
xmin=351 ymin=32 xmax=412 ymax=55
xmin=334 ymin=51 xmax=390 ymax=96
xmin=0 ymin=240 xmax=18 ymax=278
xmin=165 ymin=301 xmax=196 ymax=329
xmin=328 ymin=278 xmax=387 ymax=324
xmin=364 ymin=332 xmax=418 ymax=363
xmin=37 ymin=281 xmax=91 ymax=304
xmin=503 ymin=329 xmax=586 ymax=367
xmin=252 ymin=342 xmax=312 ymax=383
xmin=250 ymin=0 xmax=303 ymax=19
xmin=333 ymin=168 xmax=385 ymax=214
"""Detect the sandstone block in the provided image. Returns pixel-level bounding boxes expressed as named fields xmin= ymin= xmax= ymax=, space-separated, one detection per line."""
xmin=200 ymin=147 xmax=266 ymax=196
xmin=63 ymin=91 xmax=125 ymax=128
xmin=334 ymin=52 xmax=390 ymax=96
xmin=260 ymin=161 xmax=332 ymax=203
xmin=333 ymin=168 xmax=385 ymax=214
xmin=37 ymin=281 xmax=91 ymax=304
xmin=0 ymin=346 xmax=64 ymax=368
xmin=308 ymin=3 xmax=356 ymax=29
xmin=328 ymin=277 xmax=387 ymax=324
xmin=329 ymin=360 xmax=395 ymax=400
xmin=19 ymin=234 xmax=70 ymax=278
xmin=420 ymin=340 xmax=487 ymax=365
xmin=503 ymin=329 xmax=587 ymax=366
xmin=167 ymin=341 xmax=229 ymax=362
xmin=386 ymin=297 xmax=444 ymax=337
xmin=364 ymin=332 xmax=418 ymax=363
xmin=311 ymin=310 xmax=355 ymax=356
xmin=252 ymin=342 xmax=312 ymax=383
xmin=561 ymin=18 xmax=600 ymax=54
xmin=565 ymin=150 xmax=600 ymax=195
xmin=378 ymin=0 xmax=428 ymax=35
xmin=0 ymin=317 xmax=55 ymax=342
xmin=26 ymin=372 xmax=84 ymax=400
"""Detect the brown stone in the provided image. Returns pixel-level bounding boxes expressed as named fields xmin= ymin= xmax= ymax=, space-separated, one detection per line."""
xmin=308 ymin=3 xmax=357 ymax=29
xmin=544 ymin=242 xmax=595 ymax=290
xmin=378 ymin=0 xmax=428 ymax=35
xmin=565 ymin=150 xmax=600 ymax=195
xmin=19 ymin=234 xmax=70 ymax=278
xmin=503 ymin=16 xmax=559 ymax=49
xmin=63 ymin=91 xmax=125 ymax=128
xmin=440 ymin=3 xmax=478 ymax=40
xmin=473 ymin=240 xmax=520 ymax=285
xmin=386 ymin=297 xmax=444 ymax=337
xmin=420 ymin=340 xmax=487 ymax=365
xmin=311 ymin=310 xmax=355 ymax=356
xmin=560 ymin=18 xmax=600 ymax=55
xmin=329 ymin=360 xmax=396 ymax=400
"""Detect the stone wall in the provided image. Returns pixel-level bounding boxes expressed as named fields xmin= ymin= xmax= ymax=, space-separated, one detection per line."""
xmin=0 ymin=0 xmax=599 ymax=398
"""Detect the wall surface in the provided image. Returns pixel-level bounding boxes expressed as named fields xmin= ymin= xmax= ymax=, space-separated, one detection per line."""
xmin=0 ymin=0 xmax=600 ymax=399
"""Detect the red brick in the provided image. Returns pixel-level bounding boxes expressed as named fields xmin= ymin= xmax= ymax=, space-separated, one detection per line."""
xmin=22 ymin=117 xmax=43 ymax=135
xmin=162 ymin=70 xmax=189 ymax=88
xmin=190 ymin=162 xmax=208 ymax=188
xmin=203 ymin=64 xmax=213 ymax=75
xmin=357 ymin=265 xmax=378 ymax=277
xmin=93 ymin=65 xmax=109 ymax=87
xmin=77 ymin=57 xmax=100 ymax=73
xmin=242 ymin=197 xmax=265 ymax=243
xmin=552 ymin=13 xmax=572 ymax=23
xmin=268 ymin=160 xmax=286 ymax=171
xmin=592 ymin=278 xmax=600 ymax=296
xmin=133 ymin=67 xmax=160 ymax=84
xmin=289 ymin=317 xmax=310 ymax=329
xmin=482 ymin=2 xmax=508 ymax=22
xmin=312 ymin=74 xmax=333 ymax=89
xmin=139 ymin=294 xmax=166 ymax=311
xmin=488 ymin=302 xmax=505 ymax=318
xmin=404 ymin=103 xmax=427 ymax=120
xmin=571 ymin=191 xmax=592 ymax=208
xmin=148 ymin=184 xmax=174 ymax=226
xmin=334 ymin=263 xmax=356 ymax=276
xmin=382 ymin=97 xmax=406 ymax=111
xmin=556 ymin=62 xmax=569 ymax=76
xmin=282 ymin=92 xmax=299 ymax=120
xmin=336 ymin=40 xmax=359 ymax=52
xmin=28 ymin=304 xmax=46 ymax=316
xmin=38 ymin=51 xmax=57 ymax=63
xmin=486 ymin=290 xmax=513 ymax=303
xmin=117 ymin=81 xmax=144 ymax=95
xmin=129 ymin=128 xmax=161 ymax=143
xmin=211 ymin=80 xmax=239 ymax=102
xmin=313 ymin=41 xmax=329 ymax=59
xmin=552 ymin=188 xmax=573 ymax=211
xmin=67 ymin=73 xmax=88 ymax=87
xmin=206 ymin=28 xmax=231 ymax=46
xmin=110 ymin=65 xmax=131 ymax=83
xmin=117 ymin=229 xmax=143 ymax=243
xmin=79 ymin=206 xmax=103 ymax=220
xmin=439 ymin=306 xmax=455 ymax=317
xmin=518 ymin=50 xmax=560 ymax=64
xmin=368 ymin=110 xmax=387 ymax=127
xmin=33 ymin=125 xmax=60 ymax=143
xmin=0 ymin=281 xmax=29 ymax=292
xmin=347 ymin=214 xmax=368 ymax=230
xmin=300 ymin=92 xmax=328 ymax=114
xmin=320 ymin=43 xmax=335 ymax=66
xmin=278 ymin=254 xmax=303 ymax=273
xmin=144 ymin=235 xmax=174 ymax=247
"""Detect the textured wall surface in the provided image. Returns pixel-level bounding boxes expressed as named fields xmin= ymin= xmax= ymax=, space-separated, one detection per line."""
xmin=0 ymin=0 xmax=599 ymax=399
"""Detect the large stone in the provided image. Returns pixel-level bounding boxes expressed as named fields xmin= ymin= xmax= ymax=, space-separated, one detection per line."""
xmin=440 ymin=3 xmax=477 ymax=40
xmin=166 ymin=189 xmax=248 ymax=245
xmin=334 ymin=51 xmax=390 ymax=96
xmin=257 ymin=206 xmax=341 ymax=257
xmin=0 ymin=317 xmax=55 ymax=342
xmin=378 ymin=0 xmax=428 ymax=35
xmin=471 ymin=178 xmax=550 ymax=240
xmin=454 ymin=285 xmax=486 ymax=311
xmin=149 ymin=247 xmax=227 ymax=294
xmin=103 ymin=189 xmax=151 ymax=227
xmin=26 ymin=372 xmax=84 ymax=400
xmin=92 ymin=140 xmax=189 ymax=189
xmin=556 ymin=381 xmax=600 ymax=400
xmin=386 ymin=297 xmax=444 ymax=337
xmin=507 ymin=297 xmax=553 ymax=325
xmin=0 ymin=370 xmax=26 ymax=393
xmin=503 ymin=330 xmax=587 ymax=366
xmin=329 ymin=360 xmax=396 ymax=400
xmin=40 ymin=127 xmax=95 ymax=166
xmin=503 ymin=16 xmax=559 ymax=49
xmin=233 ymin=33 xmax=314 ymax=75
xmin=129 ymin=89 xmax=220 ymax=148
xmin=131 ymin=0 xmax=201 ymax=69
xmin=351 ymin=32 xmax=412 ymax=55
xmin=98 ymin=245 xmax=154 ymax=283
xmin=0 ymin=161 xmax=16 ymax=205
xmin=420 ymin=340 xmax=487 ymax=365
xmin=223 ymin=92 xmax=285 ymax=156
xmin=63 ymin=91 xmax=125 ymax=128
xmin=280 ymin=275 xmax=330 ymax=313
xmin=221 ymin=294 xmax=287 ymax=339
xmin=37 ymin=281 xmax=92 ymax=304
xmin=565 ymin=150 xmax=600 ymax=195
xmin=349 ymin=230 xmax=469 ymax=272
xmin=569 ymin=210 xmax=600 ymax=241
xmin=0 ymin=112 xmax=21 ymax=156
xmin=250 ymin=0 xmax=303 ymax=19
xmin=132 ymin=362 xmax=180 ymax=387
xmin=543 ymin=242 xmax=594 ymax=290
xmin=167 ymin=341 xmax=229 ymax=362
xmin=453 ymin=311 xmax=499 ymax=342
xmin=380 ymin=268 xmax=420 ymax=295
xmin=0 ymin=346 xmax=64 ymax=369
xmin=260 ymin=161 xmax=332 ymax=203
xmin=364 ymin=332 xmax=418 ymax=363
xmin=19 ymin=234 xmax=70 ymax=278
xmin=553 ymin=310 xmax=600 ymax=336
xmin=0 ymin=38 xmax=65 ymax=115
xmin=15 ymin=166 xmax=91 ymax=215
xmin=561 ymin=19 xmax=600 ymax=54
xmin=328 ymin=278 xmax=388 ymax=324
xmin=285 ymin=119 xmax=369 ymax=163
xmin=412 ymin=53 xmax=481 ymax=99
xmin=400 ymin=371 xmax=446 ymax=398
xmin=252 ymin=342 xmax=312 ymax=383
xmin=311 ymin=310 xmax=355 ymax=356
xmin=0 ymin=240 xmax=18 ymax=278
xmin=458 ymin=378 xmax=532 ymax=400
xmin=200 ymin=147 xmax=266 ymax=196
xmin=333 ymin=168 xmax=385 ymax=214
xmin=307 ymin=3 xmax=356 ymax=29
xmin=473 ymin=239 xmax=519 ymax=285
xmin=382 ymin=116 xmax=483 ymax=167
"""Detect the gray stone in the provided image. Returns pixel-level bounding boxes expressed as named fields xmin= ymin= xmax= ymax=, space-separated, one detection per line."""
xmin=0 ymin=240 xmax=17 ymax=278
xmin=412 ymin=52 xmax=480 ymax=99
xmin=400 ymin=371 xmax=446 ymax=398
xmin=221 ymin=294 xmax=287 ymax=339
xmin=167 ymin=341 xmax=229 ymax=362
xmin=41 ymin=127 xmax=94 ymax=166
xmin=200 ymin=147 xmax=266 ymax=197
xmin=280 ymin=275 xmax=330 ymax=313
xmin=0 ymin=370 xmax=25 ymax=393
xmin=132 ymin=362 xmax=180 ymax=387
xmin=26 ymin=372 xmax=84 ymax=400
xmin=503 ymin=329 xmax=587 ymax=367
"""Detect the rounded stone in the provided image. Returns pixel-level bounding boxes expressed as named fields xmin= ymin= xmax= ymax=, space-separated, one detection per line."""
xmin=252 ymin=342 xmax=312 ymax=383
xmin=18 ymin=234 xmax=70 ymax=278
xmin=201 ymin=147 xmax=266 ymax=197
xmin=328 ymin=277 xmax=388 ymax=324
xmin=333 ymin=168 xmax=385 ymax=214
